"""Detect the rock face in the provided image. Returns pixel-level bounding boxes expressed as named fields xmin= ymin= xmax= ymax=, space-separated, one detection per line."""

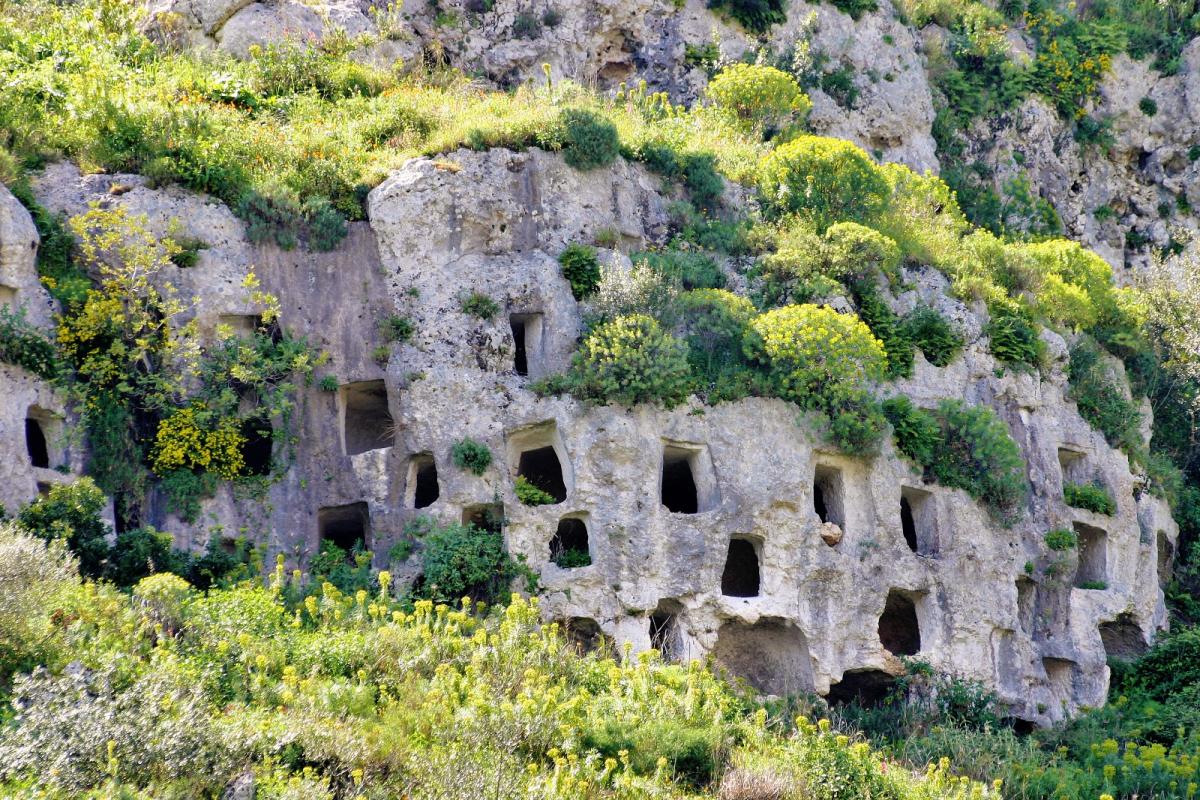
xmin=11 ymin=147 xmax=1174 ymax=727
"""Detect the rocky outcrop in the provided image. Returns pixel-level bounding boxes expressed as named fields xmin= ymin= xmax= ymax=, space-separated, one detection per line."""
xmin=16 ymin=147 xmax=1174 ymax=725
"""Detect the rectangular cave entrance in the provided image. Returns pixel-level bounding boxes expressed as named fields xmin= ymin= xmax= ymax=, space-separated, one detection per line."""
xmin=557 ymin=617 xmax=612 ymax=654
xmin=1043 ymin=657 xmax=1076 ymax=709
xmin=0 ymin=284 xmax=15 ymax=308
xmin=340 ymin=380 xmax=394 ymax=456
xmin=1057 ymin=447 xmax=1088 ymax=484
xmin=813 ymin=465 xmax=845 ymax=528
xmin=239 ymin=417 xmax=273 ymax=476
xmin=720 ymin=537 xmax=761 ymax=597
xmin=25 ymin=415 xmax=49 ymax=469
xmin=1073 ymin=521 xmax=1107 ymax=588
xmin=549 ymin=516 xmax=591 ymax=567
xmin=649 ymin=600 xmax=683 ymax=662
xmin=900 ymin=486 xmax=937 ymax=556
xmin=660 ymin=442 xmax=716 ymax=515
xmin=318 ymin=502 xmax=370 ymax=556
xmin=217 ymin=313 xmax=263 ymax=338
xmin=463 ymin=502 xmax=504 ymax=534
xmin=878 ymin=589 xmax=922 ymax=657
xmin=517 ymin=445 xmax=567 ymax=503
xmin=827 ymin=669 xmax=898 ymax=706
xmin=1016 ymin=577 xmax=1036 ymax=634
xmin=713 ymin=619 xmax=813 ymax=696
xmin=406 ymin=453 xmax=439 ymax=509
xmin=509 ymin=313 xmax=543 ymax=377
xmin=1158 ymin=530 xmax=1174 ymax=586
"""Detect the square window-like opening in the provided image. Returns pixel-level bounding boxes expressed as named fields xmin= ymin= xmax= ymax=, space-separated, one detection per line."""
xmin=517 ymin=445 xmax=567 ymax=503
xmin=463 ymin=502 xmax=504 ymax=534
xmin=240 ymin=417 xmax=273 ymax=476
xmin=721 ymin=537 xmax=760 ymax=597
xmin=660 ymin=443 xmax=718 ymax=514
xmin=407 ymin=453 xmax=439 ymax=509
xmin=900 ymin=486 xmax=937 ymax=556
xmin=550 ymin=516 xmax=591 ymax=567
xmin=509 ymin=313 xmax=543 ymax=377
xmin=318 ymin=502 xmax=370 ymax=554
xmin=813 ymin=465 xmax=845 ymax=529
xmin=878 ymin=590 xmax=921 ymax=656
xmin=1073 ymin=522 xmax=1107 ymax=588
xmin=1043 ymin=657 xmax=1075 ymax=707
xmin=1016 ymin=577 xmax=1036 ymax=634
xmin=1099 ymin=613 xmax=1147 ymax=660
xmin=340 ymin=380 xmax=394 ymax=456
xmin=1057 ymin=447 xmax=1088 ymax=484
xmin=714 ymin=619 xmax=814 ymax=695
xmin=217 ymin=314 xmax=263 ymax=338
xmin=0 ymin=285 xmax=16 ymax=308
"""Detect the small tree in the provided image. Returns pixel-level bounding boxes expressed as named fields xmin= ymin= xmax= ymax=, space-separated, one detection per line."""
xmin=756 ymin=136 xmax=890 ymax=229
xmin=568 ymin=314 xmax=693 ymax=408
xmin=707 ymin=63 xmax=811 ymax=136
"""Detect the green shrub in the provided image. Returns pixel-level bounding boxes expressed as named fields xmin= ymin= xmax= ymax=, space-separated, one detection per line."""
xmin=827 ymin=0 xmax=880 ymax=17
xmin=515 ymin=475 xmax=556 ymax=506
xmin=675 ymin=289 xmax=756 ymax=400
xmin=1045 ymin=527 xmax=1078 ymax=551
xmin=1126 ymin=627 xmax=1200 ymax=701
xmin=882 ymin=396 xmax=941 ymax=467
xmin=1139 ymin=96 xmax=1158 ymax=116
xmin=158 ymin=468 xmax=219 ymax=524
xmin=746 ymin=304 xmax=888 ymax=410
xmin=1077 ymin=579 xmax=1107 ymax=590
xmin=633 ymin=249 xmax=725 ymax=290
xmin=318 ymin=375 xmax=339 ymax=391
xmin=559 ymin=109 xmax=620 ymax=171
xmin=682 ymin=154 xmax=726 ymax=210
xmin=901 ymin=307 xmax=964 ymax=367
xmin=757 ymin=136 xmax=890 ymax=229
xmin=828 ymin=395 xmax=889 ymax=456
xmin=103 ymin=526 xmax=188 ymax=588
xmin=559 ymin=243 xmax=602 ymax=300
xmin=930 ymin=399 xmax=1027 ymax=520
xmin=569 ymin=314 xmax=693 ymax=408
xmin=309 ymin=539 xmax=374 ymax=595
xmin=15 ymin=479 xmax=111 ymax=579
xmin=415 ymin=520 xmax=524 ymax=604
xmin=1063 ymin=482 xmax=1116 ymax=515
xmin=823 ymin=223 xmax=902 ymax=284
xmin=461 ymin=292 xmax=499 ymax=320
xmin=451 ymin=438 xmax=492 ymax=475
xmin=380 ymin=314 xmax=415 ymax=343
xmin=986 ymin=312 xmax=1044 ymax=370
xmin=1068 ymin=337 xmax=1142 ymax=456
xmin=706 ymin=63 xmax=811 ymax=135
xmin=0 ymin=308 xmax=58 ymax=380
xmin=705 ymin=0 xmax=786 ymax=32
xmin=851 ymin=279 xmax=914 ymax=379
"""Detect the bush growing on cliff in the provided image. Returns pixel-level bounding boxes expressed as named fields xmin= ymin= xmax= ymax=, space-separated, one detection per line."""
xmin=1063 ymin=481 xmax=1116 ymax=515
xmin=707 ymin=63 xmax=811 ymax=136
xmin=757 ymin=136 xmax=891 ymax=229
xmin=0 ymin=308 xmax=58 ymax=380
xmin=568 ymin=314 xmax=693 ymax=407
xmin=559 ymin=243 xmax=602 ymax=300
xmin=747 ymin=304 xmax=888 ymax=409
xmin=1068 ymin=337 xmax=1143 ymax=457
xmin=559 ymin=108 xmax=620 ymax=171
xmin=451 ymin=438 xmax=493 ymax=475
xmin=706 ymin=0 xmax=787 ymax=31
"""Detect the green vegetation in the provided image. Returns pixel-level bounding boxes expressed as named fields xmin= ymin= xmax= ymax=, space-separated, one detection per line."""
xmin=380 ymin=313 xmax=415 ymax=343
xmin=515 ymin=475 xmax=557 ymax=506
xmin=757 ymin=136 xmax=891 ymax=229
xmin=559 ymin=108 xmax=621 ymax=171
xmin=451 ymin=438 xmax=493 ymax=475
xmin=0 ymin=308 xmax=58 ymax=380
xmin=1064 ymin=481 xmax=1116 ymax=515
xmin=706 ymin=0 xmax=787 ymax=32
xmin=567 ymin=314 xmax=694 ymax=408
xmin=559 ymin=243 xmax=603 ymax=300
xmin=1045 ymin=527 xmax=1078 ymax=551
xmin=706 ymin=63 xmax=812 ymax=137
xmin=461 ymin=291 xmax=499 ymax=320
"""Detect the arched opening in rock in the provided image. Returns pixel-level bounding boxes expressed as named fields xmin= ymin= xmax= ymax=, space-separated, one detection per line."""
xmin=813 ymin=465 xmax=845 ymax=528
xmin=517 ymin=445 xmax=567 ymax=503
xmin=240 ymin=417 xmax=273 ymax=476
xmin=1057 ymin=447 xmax=1088 ymax=484
xmin=713 ymin=619 xmax=813 ymax=696
xmin=661 ymin=446 xmax=699 ymax=514
xmin=1158 ymin=530 xmax=1174 ymax=586
xmin=340 ymin=380 xmax=393 ymax=456
xmin=463 ymin=502 xmax=504 ymax=534
xmin=1099 ymin=613 xmax=1147 ymax=660
xmin=318 ymin=502 xmax=370 ymax=554
xmin=827 ymin=669 xmax=898 ymax=707
xmin=721 ymin=538 xmax=760 ymax=597
xmin=24 ymin=416 xmax=49 ymax=468
xmin=878 ymin=590 xmax=921 ymax=656
xmin=509 ymin=313 xmax=543 ymax=377
xmin=649 ymin=601 xmax=683 ymax=661
xmin=1073 ymin=522 xmax=1107 ymax=588
xmin=1007 ymin=718 xmax=1037 ymax=735
xmin=558 ymin=617 xmax=612 ymax=654
xmin=35 ymin=481 xmax=52 ymax=497
xmin=549 ymin=517 xmax=590 ymax=567
xmin=407 ymin=453 xmax=440 ymax=509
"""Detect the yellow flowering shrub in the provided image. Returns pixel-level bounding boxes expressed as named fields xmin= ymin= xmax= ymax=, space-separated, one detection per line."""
xmin=150 ymin=407 xmax=246 ymax=479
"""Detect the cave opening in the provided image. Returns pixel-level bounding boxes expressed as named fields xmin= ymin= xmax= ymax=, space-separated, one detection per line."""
xmin=318 ymin=502 xmax=370 ymax=554
xmin=878 ymin=590 xmax=921 ymax=657
xmin=24 ymin=416 xmax=48 ymax=468
xmin=661 ymin=447 xmax=699 ymax=514
xmin=341 ymin=380 xmax=393 ymax=456
xmin=813 ymin=465 xmax=845 ymax=528
xmin=721 ymin=538 xmax=761 ymax=597
xmin=549 ymin=517 xmax=590 ymax=567
xmin=517 ymin=445 xmax=567 ymax=503
xmin=408 ymin=453 xmax=439 ymax=509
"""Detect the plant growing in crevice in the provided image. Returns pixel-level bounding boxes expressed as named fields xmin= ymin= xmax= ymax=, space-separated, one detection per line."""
xmin=451 ymin=438 xmax=492 ymax=475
